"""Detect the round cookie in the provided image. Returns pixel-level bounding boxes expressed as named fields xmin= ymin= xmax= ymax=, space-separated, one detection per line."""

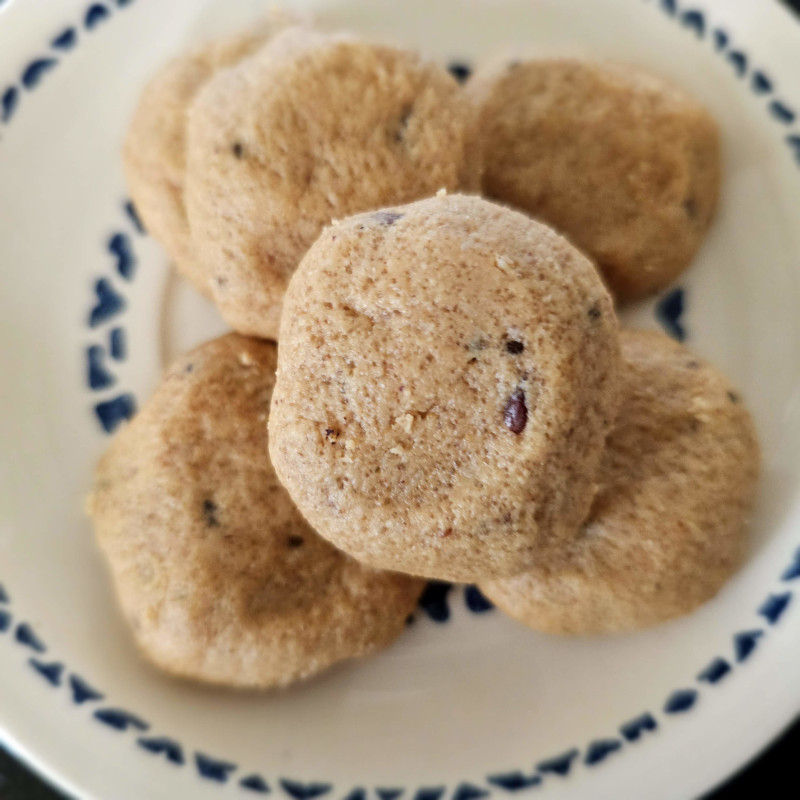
xmin=185 ymin=28 xmax=481 ymax=339
xmin=481 ymin=329 xmax=760 ymax=634
xmin=269 ymin=194 xmax=621 ymax=583
xmin=122 ymin=17 xmax=292 ymax=295
xmin=87 ymin=334 xmax=423 ymax=689
xmin=468 ymin=58 xmax=721 ymax=301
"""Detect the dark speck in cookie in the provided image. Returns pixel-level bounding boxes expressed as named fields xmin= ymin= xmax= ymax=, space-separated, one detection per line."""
xmin=504 ymin=389 xmax=528 ymax=434
xmin=232 ymin=142 xmax=245 ymax=159
xmin=286 ymin=535 xmax=305 ymax=548
xmin=202 ymin=499 xmax=220 ymax=528
xmin=506 ymin=340 xmax=524 ymax=355
xmin=588 ymin=303 xmax=602 ymax=320
xmin=728 ymin=390 xmax=740 ymax=404
xmin=372 ymin=211 xmax=404 ymax=226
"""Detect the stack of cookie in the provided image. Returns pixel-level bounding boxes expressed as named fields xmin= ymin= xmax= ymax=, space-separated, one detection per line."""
xmin=87 ymin=20 xmax=760 ymax=690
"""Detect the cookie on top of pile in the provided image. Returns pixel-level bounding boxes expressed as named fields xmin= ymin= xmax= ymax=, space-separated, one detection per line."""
xmin=88 ymin=16 xmax=757 ymax=690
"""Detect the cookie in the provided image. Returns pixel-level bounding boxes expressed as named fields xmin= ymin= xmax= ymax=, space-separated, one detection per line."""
xmin=122 ymin=15 xmax=292 ymax=294
xmin=185 ymin=28 xmax=481 ymax=339
xmin=468 ymin=58 xmax=721 ymax=301
xmin=269 ymin=194 xmax=621 ymax=583
xmin=87 ymin=334 xmax=423 ymax=689
xmin=481 ymin=330 xmax=760 ymax=634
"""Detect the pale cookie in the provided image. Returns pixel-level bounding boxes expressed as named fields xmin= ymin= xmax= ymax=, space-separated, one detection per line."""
xmin=269 ymin=194 xmax=621 ymax=583
xmin=481 ymin=329 xmax=760 ymax=634
xmin=468 ymin=59 xmax=721 ymax=301
xmin=185 ymin=28 xmax=481 ymax=339
xmin=88 ymin=334 xmax=423 ymax=689
xmin=122 ymin=15 xmax=293 ymax=294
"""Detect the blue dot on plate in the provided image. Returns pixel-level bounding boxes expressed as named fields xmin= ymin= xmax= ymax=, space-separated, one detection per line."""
xmin=664 ymin=689 xmax=698 ymax=714
xmin=94 ymin=708 xmax=149 ymax=732
xmin=620 ymin=712 xmax=658 ymax=742
xmin=21 ymin=59 xmax=57 ymax=90
xmin=138 ymin=736 xmax=184 ymax=766
xmin=280 ymin=779 xmax=333 ymax=799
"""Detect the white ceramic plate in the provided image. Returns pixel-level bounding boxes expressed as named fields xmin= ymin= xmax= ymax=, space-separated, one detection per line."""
xmin=2 ymin=0 xmax=800 ymax=798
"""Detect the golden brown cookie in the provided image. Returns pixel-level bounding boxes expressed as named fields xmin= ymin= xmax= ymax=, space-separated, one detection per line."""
xmin=468 ymin=59 xmax=721 ymax=301
xmin=87 ymin=334 xmax=423 ymax=689
xmin=122 ymin=16 xmax=293 ymax=295
xmin=269 ymin=194 xmax=621 ymax=583
xmin=185 ymin=28 xmax=481 ymax=339
xmin=481 ymin=329 xmax=760 ymax=634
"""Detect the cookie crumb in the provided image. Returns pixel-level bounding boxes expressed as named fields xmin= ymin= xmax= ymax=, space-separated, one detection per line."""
xmin=239 ymin=351 xmax=254 ymax=366
xmin=436 ymin=187 xmax=448 ymax=198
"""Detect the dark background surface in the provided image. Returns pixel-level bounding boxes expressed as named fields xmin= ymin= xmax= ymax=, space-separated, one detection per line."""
xmin=3 ymin=0 xmax=800 ymax=797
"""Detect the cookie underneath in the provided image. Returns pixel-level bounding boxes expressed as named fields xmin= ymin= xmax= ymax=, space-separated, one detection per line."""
xmin=185 ymin=27 xmax=480 ymax=339
xmin=88 ymin=334 xmax=423 ymax=689
xmin=481 ymin=329 xmax=760 ymax=634
xmin=468 ymin=58 xmax=721 ymax=302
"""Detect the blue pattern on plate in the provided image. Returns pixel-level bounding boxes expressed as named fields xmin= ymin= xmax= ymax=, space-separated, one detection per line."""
xmin=87 ymin=345 xmax=116 ymax=390
xmin=0 ymin=86 xmax=17 ymax=122
xmin=88 ymin=278 xmax=126 ymax=328
xmin=486 ymin=771 xmax=541 ymax=791
xmin=85 ymin=4 xmax=111 ymax=29
xmin=109 ymin=232 xmax=136 ymax=280
xmin=94 ymin=393 xmax=136 ymax=433
xmin=109 ymin=327 xmax=126 ymax=360
xmin=15 ymin=623 xmax=46 ymax=653
xmin=620 ymin=712 xmax=658 ymax=742
xmin=240 ymin=774 xmax=271 ymax=794
xmin=536 ymin=750 xmax=579 ymax=777
xmin=697 ymin=657 xmax=731 ymax=684
xmin=195 ymin=753 xmax=237 ymax=783
xmin=759 ymin=593 xmax=792 ymax=624
xmin=94 ymin=708 xmax=150 ymax=732
xmin=655 ymin=287 xmax=686 ymax=342
xmin=280 ymin=779 xmax=333 ymax=799
xmin=583 ymin=739 xmax=623 ymax=766
xmin=69 ymin=674 xmax=105 ymax=705
xmin=29 ymin=659 xmax=64 ymax=687
xmin=464 ymin=586 xmax=494 ymax=613
xmin=452 ymin=783 xmax=489 ymax=800
xmin=0 ymin=0 xmax=798 ymax=796
xmin=664 ymin=689 xmax=698 ymax=714
xmin=418 ymin=582 xmax=453 ymax=623
xmin=21 ymin=59 xmax=58 ymax=90
xmin=138 ymin=736 xmax=185 ymax=766
xmin=52 ymin=28 xmax=78 ymax=51
xmin=733 ymin=629 xmax=763 ymax=662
